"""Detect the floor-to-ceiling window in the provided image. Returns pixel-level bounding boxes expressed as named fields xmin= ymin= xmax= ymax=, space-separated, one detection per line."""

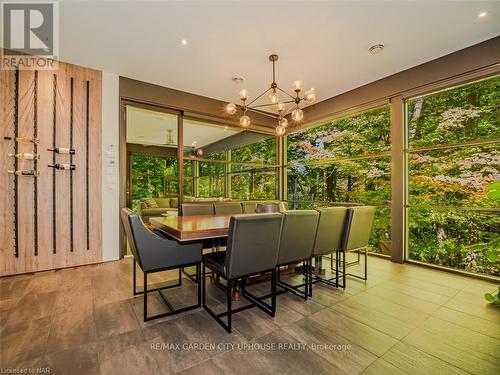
xmin=286 ymin=106 xmax=392 ymax=255
xmin=405 ymin=76 xmax=499 ymax=277
xmin=183 ymin=120 xmax=278 ymax=201
xmin=230 ymin=137 xmax=278 ymax=200
xmin=126 ymin=105 xmax=179 ymax=210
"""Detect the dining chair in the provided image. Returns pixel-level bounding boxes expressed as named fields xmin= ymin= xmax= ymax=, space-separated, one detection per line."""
xmin=336 ymin=206 xmax=376 ymax=288
xmin=255 ymin=203 xmax=280 ymax=213
xmin=309 ymin=207 xmax=348 ymax=292
xmin=179 ymin=203 xmax=215 ymax=282
xmin=180 ymin=203 xmax=215 ymax=216
xmin=327 ymin=203 xmax=364 ymax=270
xmin=275 ymin=210 xmax=319 ymax=300
xmin=120 ymin=208 xmax=202 ymax=321
xmin=214 ymin=202 xmax=243 ymax=215
xmin=202 ymin=213 xmax=282 ymax=333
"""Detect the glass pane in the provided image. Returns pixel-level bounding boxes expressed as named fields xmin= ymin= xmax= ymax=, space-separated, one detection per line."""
xmin=370 ymin=207 xmax=391 ymax=255
xmin=130 ymin=155 xmax=178 ymax=205
xmin=408 ymin=144 xmax=500 ymax=208
xmin=231 ymin=136 xmax=276 ymax=164
xmin=231 ymin=169 xmax=277 ymax=200
xmin=287 ymin=157 xmax=391 ymax=205
xmin=407 ymin=76 xmax=500 ymax=148
xmin=408 ymin=208 xmax=500 ymax=277
xmin=288 ymin=106 xmax=391 ymax=161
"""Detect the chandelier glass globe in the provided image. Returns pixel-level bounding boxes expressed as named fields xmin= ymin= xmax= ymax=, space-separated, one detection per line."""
xmin=225 ymin=103 xmax=237 ymax=115
xmin=275 ymin=125 xmax=286 ymax=136
xmin=291 ymin=108 xmax=304 ymax=122
xmin=240 ymin=115 xmax=251 ymax=128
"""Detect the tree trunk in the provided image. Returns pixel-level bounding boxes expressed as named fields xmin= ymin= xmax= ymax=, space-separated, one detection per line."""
xmin=410 ymin=97 xmax=424 ymax=139
xmin=325 ymin=166 xmax=337 ymax=202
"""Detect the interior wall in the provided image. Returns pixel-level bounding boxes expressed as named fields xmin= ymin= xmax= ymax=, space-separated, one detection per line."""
xmin=101 ymin=72 xmax=120 ymax=262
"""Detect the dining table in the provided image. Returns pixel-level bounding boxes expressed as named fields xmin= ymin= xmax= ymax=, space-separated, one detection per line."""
xmin=149 ymin=214 xmax=233 ymax=242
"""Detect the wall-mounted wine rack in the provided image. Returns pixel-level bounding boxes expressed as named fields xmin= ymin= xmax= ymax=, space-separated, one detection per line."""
xmin=0 ymin=57 xmax=102 ymax=276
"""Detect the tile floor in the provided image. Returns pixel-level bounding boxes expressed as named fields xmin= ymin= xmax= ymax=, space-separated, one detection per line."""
xmin=1 ymin=255 xmax=499 ymax=375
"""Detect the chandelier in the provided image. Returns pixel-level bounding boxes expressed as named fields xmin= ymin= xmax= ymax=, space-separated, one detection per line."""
xmin=224 ymin=54 xmax=316 ymax=136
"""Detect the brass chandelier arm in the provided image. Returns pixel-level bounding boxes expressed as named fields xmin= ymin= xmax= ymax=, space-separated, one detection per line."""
xmin=246 ymin=87 xmax=272 ymax=107
xmin=250 ymin=100 xmax=295 ymax=109
xmin=244 ymin=106 xmax=280 ymax=119
xmin=277 ymin=87 xmax=298 ymax=101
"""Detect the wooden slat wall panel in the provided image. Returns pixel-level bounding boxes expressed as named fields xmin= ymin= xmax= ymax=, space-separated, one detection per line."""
xmin=0 ymin=60 xmax=102 ymax=276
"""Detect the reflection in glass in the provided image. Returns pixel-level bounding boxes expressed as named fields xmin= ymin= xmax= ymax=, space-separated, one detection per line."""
xmin=231 ymin=169 xmax=277 ymax=200
xmin=130 ymin=155 xmax=178 ymax=210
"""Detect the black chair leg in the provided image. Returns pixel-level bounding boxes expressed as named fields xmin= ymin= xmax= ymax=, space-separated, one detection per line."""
xmin=342 ymin=250 xmax=346 ymax=288
xmin=202 ymin=265 xmax=206 ymax=307
xmin=133 ymin=260 xmax=138 ymax=295
xmin=335 ymin=250 xmax=339 ymax=288
xmin=364 ymin=248 xmax=368 ymax=280
xmin=227 ymin=279 xmax=232 ymax=333
xmin=197 ymin=264 xmax=201 ymax=306
xmin=271 ymin=270 xmax=277 ymax=316
xmin=143 ymin=271 xmax=148 ymax=322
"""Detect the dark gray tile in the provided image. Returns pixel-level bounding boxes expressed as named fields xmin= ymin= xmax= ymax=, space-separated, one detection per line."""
xmin=44 ymin=341 xmax=99 ymax=375
xmin=0 ymin=316 xmax=52 ymax=367
xmin=46 ymin=308 xmax=97 ymax=354
xmin=94 ymin=300 xmax=140 ymax=339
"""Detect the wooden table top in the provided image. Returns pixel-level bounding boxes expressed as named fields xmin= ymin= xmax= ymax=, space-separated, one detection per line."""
xmin=150 ymin=214 xmax=233 ymax=242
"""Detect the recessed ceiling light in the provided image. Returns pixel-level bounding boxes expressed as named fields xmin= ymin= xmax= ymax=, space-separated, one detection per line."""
xmin=478 ymin=11 xmax=488 ymax=18
xmin=232 ymin=76 xmax=244 ymax=83
xmin=369 ymin=44 xmax=384 ymax=54
xmin=180 ymin=39 xmax=188 ymax=45
xmin=138 ymin=136 xmax=145 ymax=139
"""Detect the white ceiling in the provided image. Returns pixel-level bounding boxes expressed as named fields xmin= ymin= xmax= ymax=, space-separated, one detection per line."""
xmin=58 ymin=1 xmax=499 ymax=105
xmin=126 ymin=106 xmax=240 ymax=147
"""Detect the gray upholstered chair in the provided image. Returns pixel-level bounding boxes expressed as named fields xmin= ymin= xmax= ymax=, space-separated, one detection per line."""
xmin=275 ymin=210 xmax=319 ymax=300
xmin=255 ymin=203 xmax=280 ymax=213
xmin=309 ymin=207 xmax=348 ymax=291
xmin=214 ymin=202 xmax=243 ymax=215
xmin=202 ymin=213 xmax=282 ymax=333
xmin=180 ymin=203 xmax=215 ymax=216
xmin=337 ymin=206 xmax=376 ymax=287
xmin=120 ymin=208 xmax=203 ymax=321
xmin=179 ymin=203 xmax=215 ymax=281
xmin=329 ymin=202 xmax=364 ymax=207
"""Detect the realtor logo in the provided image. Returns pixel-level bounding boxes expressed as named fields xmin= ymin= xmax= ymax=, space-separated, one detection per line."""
xmin=1 ymin=1 xmax=59 ymax=70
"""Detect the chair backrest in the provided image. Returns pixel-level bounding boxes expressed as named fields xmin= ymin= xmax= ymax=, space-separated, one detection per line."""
xmin=329 ymin=202 xmax=364 ymax=207
xmin=312 ymin=207 xmax=348 ymax=257
xmin=180 ymin=203 xmax=214 ymax=216
xmin=255 ymin=203 xmax=280 ymax=213
xmin=342 ymin=206 xmax=376 ymax=251
xmin=120 ymin=208 xmax=202 ymax=272
xmin=121 ymin=208 xmax=142 ymax=267
xmin=225 ymin=213 xmax=282 ymax=279
xmin=277 ymin=210 xmax=319 ymax=266
xmin=241 ymin=201 xmax=258 ymax=213
xmin=214 ymin=202 xmax=243 ymax=215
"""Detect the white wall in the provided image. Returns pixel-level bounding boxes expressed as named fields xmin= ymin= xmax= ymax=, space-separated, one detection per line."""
xmin=101 ymin=72 xmax=120 ymax=261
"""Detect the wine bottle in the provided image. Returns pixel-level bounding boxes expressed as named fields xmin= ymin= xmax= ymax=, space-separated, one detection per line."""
xmin=3 ymin=136 xmax=40 ymax=144
xmin=8 ymin=170 xmax=39 ymax=176
xmin=47 ymin=147 xmax=76 ymax=155
xmin=8 ymin=153 xmax=40 ymax=160
xmin=48 ymin=163 xmax=76 ymax=170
